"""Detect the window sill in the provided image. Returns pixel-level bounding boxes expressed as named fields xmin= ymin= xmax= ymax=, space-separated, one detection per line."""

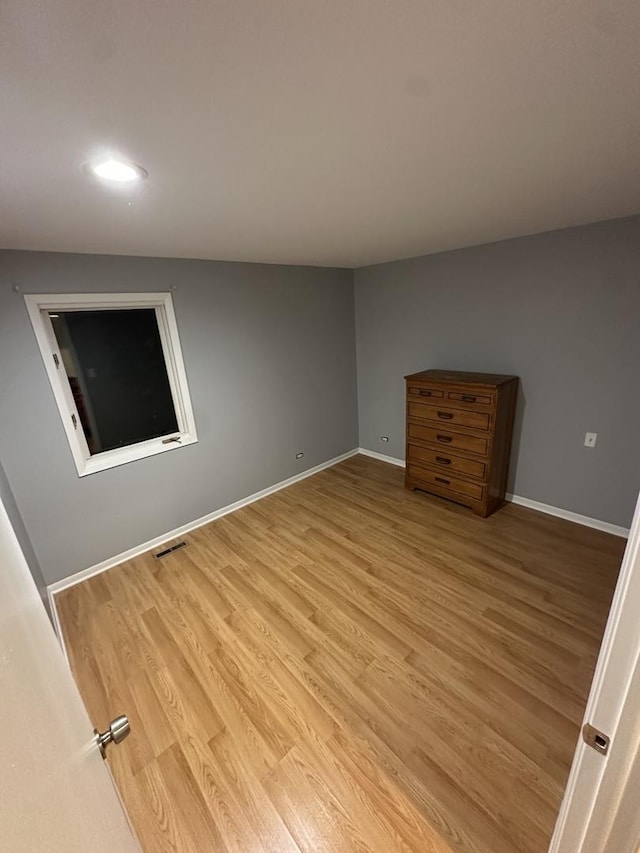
xmin=76 ymin=433 xmax=198 ymax=477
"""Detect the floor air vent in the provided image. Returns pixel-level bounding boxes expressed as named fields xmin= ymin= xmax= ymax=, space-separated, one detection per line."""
xmin=154 ymin=541 xmax=187 ymax=559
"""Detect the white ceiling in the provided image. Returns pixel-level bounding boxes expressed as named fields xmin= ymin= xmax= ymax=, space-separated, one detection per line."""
xmin=2 ymin=0 xmax=640 ymax=268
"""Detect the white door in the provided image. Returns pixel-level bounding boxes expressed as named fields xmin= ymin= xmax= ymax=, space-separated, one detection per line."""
xmin=551 ymin=492 xmax=640 ymax=852
xmin=0 ymin=496 xmax=139 ymax=852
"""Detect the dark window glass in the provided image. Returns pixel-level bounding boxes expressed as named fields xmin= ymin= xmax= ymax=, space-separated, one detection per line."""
xmin=49 ymin=308 xmax=179 ymax=454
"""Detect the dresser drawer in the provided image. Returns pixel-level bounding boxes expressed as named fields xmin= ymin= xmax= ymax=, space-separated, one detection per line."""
xmin=407 ymin=463 xmax=485 ymax=501
xmin=407 ymin=385 xmax=444 ymax=400
xmin=407 ymin=444 xmax=486 ymax=480
xmin=447 ymin=390 xmax=494 ymax=408
xmin=408 ymin=401 xmax=491 ymax=431
xmin=407 ymin=423 xmax=489 ymax=455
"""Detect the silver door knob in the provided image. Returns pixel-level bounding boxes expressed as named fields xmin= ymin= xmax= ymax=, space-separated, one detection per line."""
xmin=94 ymin=714 xmax=131 ymax=758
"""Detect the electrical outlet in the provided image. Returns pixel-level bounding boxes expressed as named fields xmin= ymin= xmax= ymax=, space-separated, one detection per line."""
xmin=584 ymin=433 xmax=597 ymax=448
xmin=380 ymin=436 xmax=390 ymax=443
xmin=295 ymin=452 xmax=304 ymax=459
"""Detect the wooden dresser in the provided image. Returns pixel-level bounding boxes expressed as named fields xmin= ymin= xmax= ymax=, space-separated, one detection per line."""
xmin=405 ymin=370 xmax=518 ymax=517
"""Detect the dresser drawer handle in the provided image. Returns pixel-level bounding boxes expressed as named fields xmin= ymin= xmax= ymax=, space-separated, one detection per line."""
xmin=435 ymin=476 xmax=450 ymax=485
xmin=419 ymin=389 xmax=433 ymax=396
xmin=461 ymin=395 xmax=476 ymax=403
xmin=435 ymin=457 xmax=451 ymax=465
xmin=436 ymin=434 xmax=452 ymax=443
xmin=437 ymin=411 xmax=453 ymax=420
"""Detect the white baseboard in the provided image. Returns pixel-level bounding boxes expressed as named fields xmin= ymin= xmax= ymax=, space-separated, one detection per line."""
xmin=358 ymin=447 xmax=629 ymax=539
xmin=505 ymin=493 xmax=629 ymax=538
xmin=47 ymin=587 xmax=71 ymax=666
xmin=357 ymin=447 xmax=406 ymax=467
xmin=47 ymin=443 xmax=629 ymax=613
xmin=47 ymin=448 xmax=360 ymax=603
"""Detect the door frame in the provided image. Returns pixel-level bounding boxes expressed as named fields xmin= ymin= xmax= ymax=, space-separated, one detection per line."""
xmin=551 ymin=491 xmax=640 ymax=851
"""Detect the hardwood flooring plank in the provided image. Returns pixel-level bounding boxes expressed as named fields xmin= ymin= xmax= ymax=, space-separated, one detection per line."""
xmin=179 ymin=732 xmax=263 ymax=853
xmin=207 ymin=639 xmax=295 ymax=762
xmin=222 ymin=609 xmax=338 ymax=744
xmin=124 ymin=759 xmax=190 ymax=852
xmin=219 ymin=564 xmax=315 ymax=658
xmin=305 ymin=646 xmax=514 ymax=853
xmin=208 ymin=730 xmax=301 ymax=852
xmin=141 ymin=607 xmax=225 ymax=741
xmin=128 ymin=669 xmax=176 ymax=758
xmin=156 ymin=742 xmax=228 ymax=851
xmin=326 ymin=728 xmax=454 ymax=853
xmin=277 ymin=742 xmax=387 ymax=853
xmin=262 ymin=747 xmax=342 ymax=852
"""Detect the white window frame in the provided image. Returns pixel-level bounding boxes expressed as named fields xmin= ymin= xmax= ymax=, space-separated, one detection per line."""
xmin=24 ymin=292 xmax=198 ymax=477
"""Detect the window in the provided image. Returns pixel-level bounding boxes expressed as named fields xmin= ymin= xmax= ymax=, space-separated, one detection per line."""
xmin=25 ymin=293 xmax=197 ymax=476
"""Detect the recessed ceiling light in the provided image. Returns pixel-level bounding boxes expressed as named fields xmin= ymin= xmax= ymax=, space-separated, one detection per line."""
xmin=84 ymin=158 xmax=148 ymax=183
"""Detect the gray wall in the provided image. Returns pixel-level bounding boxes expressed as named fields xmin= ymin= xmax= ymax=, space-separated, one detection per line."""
xmin=355 ymin=216 xmax=640 ymax=528
xmin=0 ymin=459 xmax=50 ymax=616
xmin=2 ymin=214 xmax=638 ymax=587
xmin=0 ymin=251 xmax=358 ymax=584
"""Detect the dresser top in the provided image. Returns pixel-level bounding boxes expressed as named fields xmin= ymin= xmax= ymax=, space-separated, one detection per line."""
xmin=405 ymin=369 xmax=518 ymax=387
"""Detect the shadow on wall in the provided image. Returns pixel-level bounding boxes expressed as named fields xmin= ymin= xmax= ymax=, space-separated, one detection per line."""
xmin=507 ymin=380 xmax=526 ymax=495
xmin=0 ymin=459 xmax=51 ymax=620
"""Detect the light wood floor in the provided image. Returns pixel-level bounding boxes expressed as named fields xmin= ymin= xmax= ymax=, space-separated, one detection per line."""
xmin=57 ymin=455 xmax=624 ymax=853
